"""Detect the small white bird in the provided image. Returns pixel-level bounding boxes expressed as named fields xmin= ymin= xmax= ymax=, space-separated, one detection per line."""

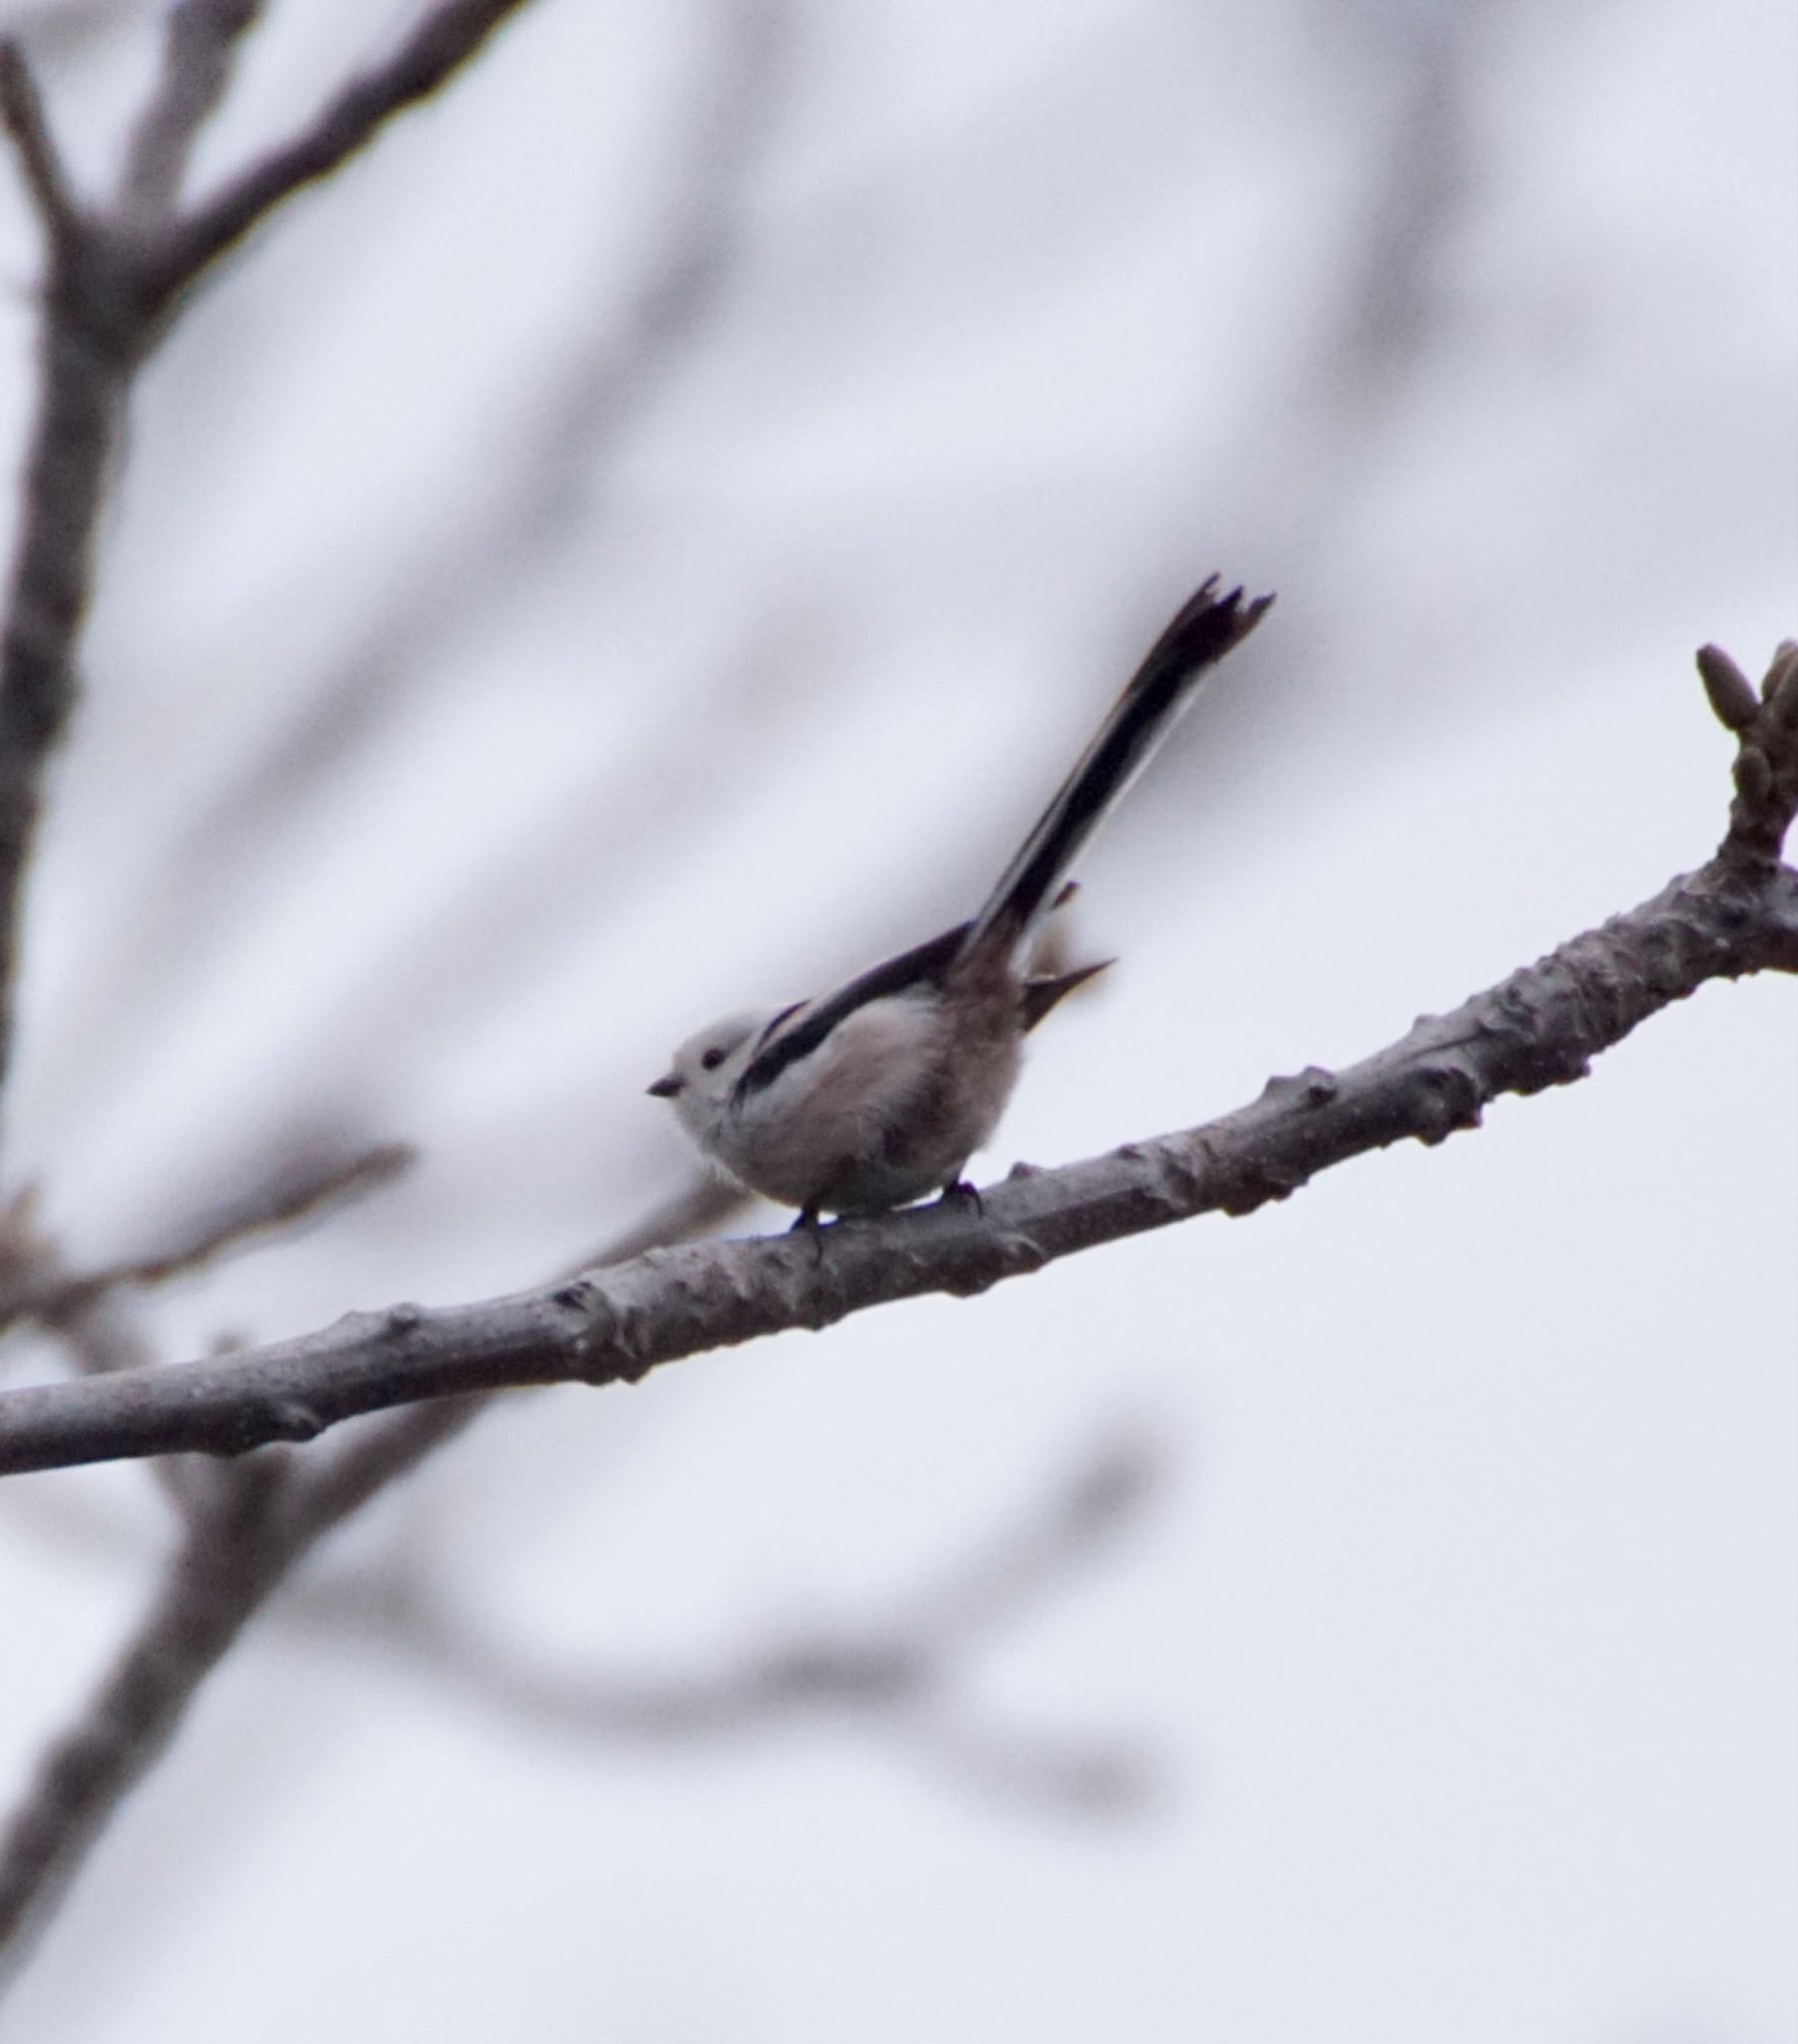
xmin=650 ymin=577 xmax=1271 ymax=1224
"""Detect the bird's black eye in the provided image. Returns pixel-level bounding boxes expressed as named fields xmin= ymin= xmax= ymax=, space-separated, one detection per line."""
xmin=699 ymin=1045 xmax=726 ymax=1071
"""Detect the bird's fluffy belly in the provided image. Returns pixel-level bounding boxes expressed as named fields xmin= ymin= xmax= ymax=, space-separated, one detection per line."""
xmin=715 ymin=991 xmax=1002 ymax=1214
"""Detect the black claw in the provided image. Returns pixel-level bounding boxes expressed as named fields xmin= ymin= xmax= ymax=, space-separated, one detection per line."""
xmin=938 ymin=1178 xmax=984 ymax=1218
xmin=789 ymin=1204 xmax=826 ymax=1262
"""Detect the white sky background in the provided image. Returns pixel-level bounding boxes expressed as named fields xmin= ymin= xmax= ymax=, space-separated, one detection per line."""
xmin=0 ymin=0 xmax=1793 ymax=2037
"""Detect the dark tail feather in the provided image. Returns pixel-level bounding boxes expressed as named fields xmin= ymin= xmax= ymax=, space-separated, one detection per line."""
xmin=960 ymin=578 xmax=1272 ymax=964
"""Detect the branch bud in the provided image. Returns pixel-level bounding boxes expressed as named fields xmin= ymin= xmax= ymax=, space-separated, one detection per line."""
xmin=1696 ymin=645 xmax=1759 ymax=734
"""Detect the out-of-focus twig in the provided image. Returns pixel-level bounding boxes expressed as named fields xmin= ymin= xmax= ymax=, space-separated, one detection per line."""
xmin=0 ymin=1459 xmax=287 ymax=1988
xmin=0 ymin=2 xmax=544 ymax=1117
xmin=0 ymin=1141 xmax=414 ymax=1338
xmin=1326 ymin=0 xmax=1496 ymax=413
xmin=0 ymin=0 xmax=794 ymax=1978
xmin=0 ymin=1169 xmax=739 ymax=1977
xmin=554 ymin=1174 xmax=749 ymax=1282
xmin=0 ymin=1141 xmax=409 ymax=1515
xmin=117 ymin=0 xmax=263 ymax=222
xmin=60 ymin=0 xmax=795 ymax=1135
xmin=291 ymin=1434 xmax=1163 ymax=1814
xmin=149 ymin=0 xmax=539 ymax=295
xmin=0 ymin=42 xmax=79 ymax=238
xmin=0 ymin=1188 xmax=209 ymax=1512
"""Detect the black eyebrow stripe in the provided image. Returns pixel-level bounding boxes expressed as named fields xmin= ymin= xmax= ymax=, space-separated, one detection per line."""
xmin=751 ymin=1000 xmax=806 ymax=1053
xmin=734 ymin=922 xmax=969 ymax=1099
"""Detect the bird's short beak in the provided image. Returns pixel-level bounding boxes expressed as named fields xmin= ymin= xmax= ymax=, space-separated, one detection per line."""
xmin=647 ymin=1072 xmax=683 ymax=1099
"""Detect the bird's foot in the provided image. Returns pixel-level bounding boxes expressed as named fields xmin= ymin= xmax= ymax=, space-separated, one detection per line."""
xmin=788 ymin=1204 xmax=827 ymax=1263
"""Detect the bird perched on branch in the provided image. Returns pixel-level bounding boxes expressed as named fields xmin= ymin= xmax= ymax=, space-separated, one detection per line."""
xmin=650 ymin=577 xmax=1272 ymax=1224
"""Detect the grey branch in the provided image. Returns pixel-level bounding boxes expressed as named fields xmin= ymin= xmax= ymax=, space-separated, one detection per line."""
xmin=0 ymin=2 xmax=541 ymax=1106
xmin=1 ymin=638 xmax=1791 ymax=1480
xmin=152 ymin=0 xmax=539 ymax=294
xmin=0 ymin=1173 xmax=739 ymax=1972
xmin=0 ymin=45 xmax=80 ymax=241
xmin=0 ymin=1460 xmax=288 ymax=1975
xmin=116 ymin=0 xmax=264 ymax=221
xmin=289 ymin=1430 xmax=1159 ymax=1812
xmin=0 ymin=1141 xmax=414 ymax=1337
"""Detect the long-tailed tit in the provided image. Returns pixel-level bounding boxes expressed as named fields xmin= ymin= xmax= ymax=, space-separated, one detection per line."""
xmin=650 ymin=577 xmax=1271 ymax=1223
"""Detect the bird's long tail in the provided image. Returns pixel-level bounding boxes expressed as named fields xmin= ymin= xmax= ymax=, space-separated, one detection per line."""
xmin=959 ymin=577 xmax=1272 ymax=965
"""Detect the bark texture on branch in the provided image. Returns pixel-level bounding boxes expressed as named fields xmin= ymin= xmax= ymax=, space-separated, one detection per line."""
xmin=1 ymin=678 xmax=1790 ymax=1476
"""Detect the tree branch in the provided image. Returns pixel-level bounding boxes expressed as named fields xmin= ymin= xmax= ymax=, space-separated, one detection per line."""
xmin=0 ymin=1172 xmax=742 ymax=1971
xmin=0 ymin=0 xmax=543 ymax=1109
xmin=116 ymin=0 xmax=264 ymax=221
xmin=0 ymin=1141 xmax=413 ymax=1338
xmin=0 ymin=43 xmax=81 ymax=244
xmin=0 ymin=240 xmax=138 ymax=1101
xmin=1 ymin=635 xmax=1790 ymax=1478
xmin=151 ymin=0 xmax=538 ymax=296
xmin=286 ymin=1430 xmax=1159 ymax=1812
xmin=0 ymin=1460 xmax=287 ymax=1973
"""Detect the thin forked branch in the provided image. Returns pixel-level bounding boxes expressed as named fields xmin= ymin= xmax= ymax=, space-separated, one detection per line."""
xmin=0 ymin=0 xmax=541 ymax=1107
xmin=117 ymin=0 xmax=265 ymax=220
xmin=154 ymin=0 xmax=539 ymax=294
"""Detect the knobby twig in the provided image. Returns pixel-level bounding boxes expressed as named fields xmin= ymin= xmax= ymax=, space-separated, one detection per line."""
xmin=283 ymin=1174 xmax=753 ymax=1537
xmin=0 ymin=47 xmax=130 ymax=1098
xmin=1 ymin=640 xmax=1791 ymax=1480
xmin=0 ymin=1140 xmax=410 ymax=1524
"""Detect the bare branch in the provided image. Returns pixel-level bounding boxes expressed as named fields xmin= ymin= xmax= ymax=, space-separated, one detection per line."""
xmin=0 ymin=288 xmax=135 ymax=1106
xmin=0 ymin=1 xmax=542 ymax=1118
xmin=0 ymin=1460 xmax=287 ymax=1975
xmin=2 ymin=641 xmax=1791 ymax=1476
xmin=152 ymin=0 xmax=539 ymax=295
xmin=282 ymin=1173 xmax=748 ymax=1538
xmin=288 ymin=1429 xmax=1160 ymax=1814
xmin=0 ymin=1141 xmax=414 ymax=1336
xmin=0 ymin=1172 xmax=747 ymax=1965
xmin=553 ymin=1175 xmax=749 ymax=1283
xmin=116 ymin=0 xmax=263 ymax=221
xmin=0 ymin=1193 xmax=222 ymax=1515
xmin=0 ymin=42 xmax=81 ymax=243
xmin=0 ymin=1190 xmax=158 ymax=1380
